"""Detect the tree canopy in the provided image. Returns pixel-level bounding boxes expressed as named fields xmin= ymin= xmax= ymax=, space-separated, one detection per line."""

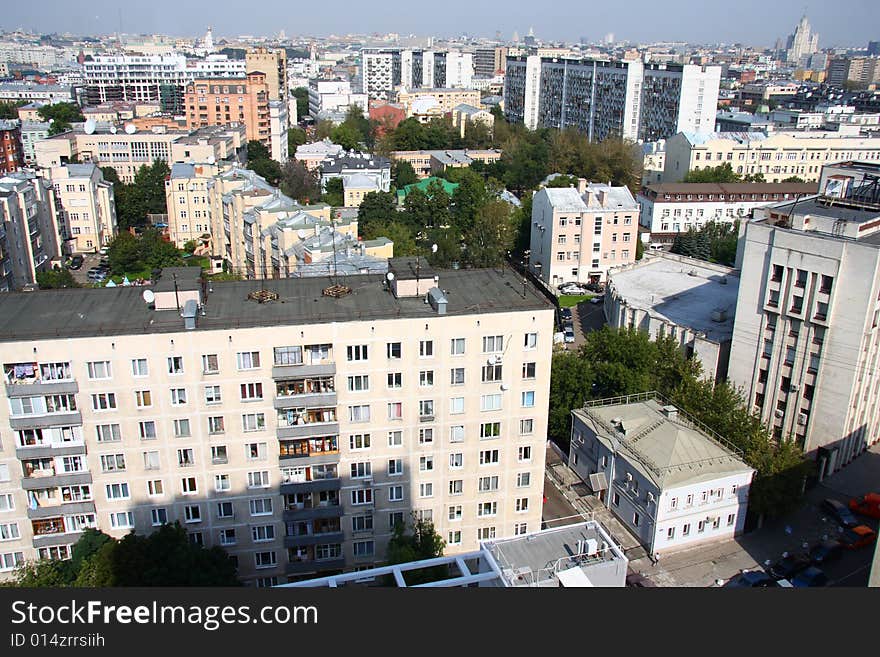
xmin=111 ymin=160 xmax=170 ymax=230
xmin=384 ymin=517 xmax=446 ymax=585
xmin=36 ymin=269 xmax=79 ymax=289
xmin=671 ymin=221 xmax=738 ymax=266
xmin=37 ymin=102 xmax=84 ymax=136
xmin=107 ymin=228 xmax=184 ymax=275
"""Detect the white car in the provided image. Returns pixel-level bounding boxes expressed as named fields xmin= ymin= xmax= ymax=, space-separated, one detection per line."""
xmin=563 ymin=327 xmax=576 ymax=343
xmin=559 ymin=283 xmax=588 ymax=296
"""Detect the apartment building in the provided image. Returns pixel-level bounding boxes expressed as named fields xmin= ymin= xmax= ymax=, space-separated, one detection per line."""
xmin=0 ymin=171 xmax=63 ymax=290
xmin=0 ymin=83 xmax=74 ymax=105
xmin=395 ymin=88 xmax=481 ymax=122
xmin=0 ymin=121 xmax=23 ymax=175
xmin=19 ymin=122 xmax=50 ymax=166
xmin=361 ymin=49 xmax=476 ymax=100
xmin=319 ymin=153 xmax=391 ymax=195
xmin=46 ymin=164 xmax=117 ymax=253
xmin=360 ymin=50 xmax=399 ymax=101
xmin=662 ymin=131 xmax=880 ymax=184
xmin=728 ymin=163 xmax=880 ymax=475
xmin=637 ymin=182 xmax=817 ymax=242
xmin=245 ymin=48 xmax=288 ymax=104
xmin=390 ymin=149 xmax=502 ymax=179
xmin=307 ymin=81 xmax=368 ymax=119
xmin=529 ymin=179 xmax=640 ymax=287
xmin=0 ymin=262 xmax=553 ymax=584
xmin=294 ymin=140 xmax=344 ymax=171
xmin=569 ymin=394 xmax=754 ymax=559
xmin=504 ymin=57 xmax=720 ymax=142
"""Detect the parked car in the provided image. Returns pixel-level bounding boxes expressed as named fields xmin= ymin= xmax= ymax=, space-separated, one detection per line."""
xmin=558 ymin=282 xmax=588 ymax=295
xmin=849 ymin=492 xmax=880 ymax=519
xmin=585 ymin=282 xmax=605 ymax=293
xmin=791 ymin=566 xmax=828 ymax=588
xmin=768 ymin=553 xmax=812 ymax=581
xmin=68 ymin=255 xmax=84 ymax=270
xmin=809 ymin=540 xmax=844 ymax=565
xmin=589 ymin=295 xmax=604 ymax=305
xmin=99 ymin=247 xmax=110 ymax=256
xmin=839 ymin=525 xmax=877 ymax=550
xmin=560 ymin=308 xmax=573 ymax=322
xmin=723 ymin=570 xmax=777 ymax=588
xmin=648 ymin=243 xmax=665 ymax=252
xmin=564 ymin=327 xmax=576 ymax=343
xmin=821 ymin=498 xmax=859 ymax=527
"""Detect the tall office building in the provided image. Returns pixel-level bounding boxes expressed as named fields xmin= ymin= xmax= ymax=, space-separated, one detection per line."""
xmin=504 ymin=56 xmax=720 ymax=142
xmin=361 ymin=49 xmax=475 ymax=100
xmin=0 ymin=262 xmax=553 ymax=584
xmin=785 ymin=15 xmax=819 ymax=66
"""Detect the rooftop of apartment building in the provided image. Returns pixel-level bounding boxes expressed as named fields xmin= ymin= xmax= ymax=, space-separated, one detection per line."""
xmin=0 ymin=119 xmax=19 ymax=131
xmin=321 ymin=152 xmax=390 ymax=172
xmin=641 ymin=182 xmax=818 ymax=198
xmin=0 ymin=263 xmax=552 ymax=342
xmin=680 ymin=129 xmax=880 ymax=146
xmin=607 ymin=253 xmax=739 ymax=343
xmin=572 ymin=394 xmax=753 ymax=489
xmin=543 ymin=181 xmax=639 ymax=213
xmin=295 ymin=139 xmax=344 ymax=157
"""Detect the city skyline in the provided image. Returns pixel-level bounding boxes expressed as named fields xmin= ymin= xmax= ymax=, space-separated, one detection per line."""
xmin=0 ymin=0 xmax=878 ymax=48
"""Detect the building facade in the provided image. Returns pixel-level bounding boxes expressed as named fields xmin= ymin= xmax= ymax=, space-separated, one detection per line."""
xmin=47 ymin=164 xmax=118 ymax=254
xmin=504 ymin=57 xmax=720 ymax=142
xmin=569 ymin=394 xmax=754 ymax=558
xmin=529 ymin=179 xmax=640 ymax=287
xmin=0 ymin=263 xmax=553 ymax=584
xmin=0 ymin=121 xmax=23 ymax=175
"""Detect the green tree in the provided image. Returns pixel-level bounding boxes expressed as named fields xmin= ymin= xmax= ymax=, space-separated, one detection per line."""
xmin=279 ymin=159 xmax=319 ymax=203
xmin=362 ymin=220 xmax=418 ymax=256
xmin=548 ymin=351 xmax=595 ymax=449
xmin=392 ymin=160 xmax=418 ymax=188
xmin=546 ymin=174 xmax=579 ymax=188
xmin=314 ymin=120 xmax=334 ymax=141
xmin=321 ymin=176 xmax=344 ymax=207
xmin=36 ymin=269 xmax=80 ymax=289
xmin=292 ymin=87 xmax=309 ymax=120
xmin=636 ymin=238 xmax=645 ymax=261
xmin=385 ymin=517 xmax=446 ymax=585
xmin=0 ymin=100 xmax=26 ymax=119
xmin=450 ymin=169 xmax=489 ymax=232
xmin=37 ymin=102 xmax=85 ymax=136
xmin=287 ymin=127 xmax=307 ymax=151
xmin=357 ymin=190 xmax=398 ymax=235
xmin=330 ymin=122 xmax=362 ymax=151
xmin=462 ymin=199 xmax=515 ymax=267
xmin=246 ymin=139 xmax=270 ymax=162
xmin=462 ymin=119 xmax=493 ymax=149
xmin=100 ymin=166 xmax=120 ymax=185
xmin=248 ymin=157 xmax=283 ymax=187
xmin=683 ymin=163 xmax=740 ymax=183
xmin=426 ymin=227 xmax=461 ymax=267
xmin=781 ymin=176 xmax=806 ymax=183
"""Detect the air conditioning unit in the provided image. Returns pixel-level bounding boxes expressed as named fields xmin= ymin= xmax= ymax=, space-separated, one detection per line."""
xmin=647 ymin=492 xmax=655 ymax=504
xmin=797 ymin=413 xmax=808 ymax=426
xmin=789 ymin=384 xmax=800 ymax=392
xmin=774 ymin=409 xmax=785 ymax=418
xmin=625 ymin=472 xmax=633 ymax=482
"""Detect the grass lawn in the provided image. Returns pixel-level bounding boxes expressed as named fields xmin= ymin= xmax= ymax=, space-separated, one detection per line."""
xmin=559 ymin=294 xmax=594 ymax=307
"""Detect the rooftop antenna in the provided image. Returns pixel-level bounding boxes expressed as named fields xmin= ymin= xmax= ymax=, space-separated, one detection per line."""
xmin=172 ymin=272 xmax=180 ymax=312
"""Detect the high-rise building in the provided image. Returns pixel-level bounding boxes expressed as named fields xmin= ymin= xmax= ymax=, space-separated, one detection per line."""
xmin=45 ymin=164 xmax=118 ymax=253
xmin=728 ymin=161 xmax=880 ymax=476
xmin=785 ymin=15 xmax=819 ymax=66
xmin=0 ymin=120 xmax=23 ymax=175
xmin=245 ymin=48 xmax=288 ymax=104
xmin=0 ymin=263 xmax=553 ymax=584
xmin=504 ymin=57 xmax=721 ymax=142
xmin=361 ymin=49 xmax=475 ymax=100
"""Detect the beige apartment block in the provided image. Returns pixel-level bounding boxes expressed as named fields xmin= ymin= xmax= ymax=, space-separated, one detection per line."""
xmin=0 ymin=262 xmax=553 ymax=585
xmin=530 ymin=179 xmax=640 ymax=287
xmin=46 ymin=164 xmax=118 ymax=253
xmin=246 ymin=48 xmax=288 ymax=104
xmin=184 ymin=73 xmax=271 ymax=149
xmin=663 ymin=131 xmax=880 ymax=184
xmin=396 ymin=88 xmax=481 ymax=119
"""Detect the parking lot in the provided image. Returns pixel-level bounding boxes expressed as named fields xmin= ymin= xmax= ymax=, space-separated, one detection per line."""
xmin=68 ymin=252 xmax=104 ymax=286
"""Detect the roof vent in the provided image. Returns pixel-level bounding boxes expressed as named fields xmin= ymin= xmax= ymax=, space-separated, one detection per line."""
xmin=181 ymin=298 xmax=198 ymax=330
xmin=248 ymin=289 xmax=279 ymax=303
xmin=661 ymin=405 xmax=679 ymax=420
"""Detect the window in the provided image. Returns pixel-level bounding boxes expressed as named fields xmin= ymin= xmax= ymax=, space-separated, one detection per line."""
xmin=388 ymin=458 xmax=403 ymax=476
xmin=419 ymin=400 xmax=434 ymax=418
xmin=352 ymin=514 xmax=374 ymax=532
xmin=351 ymin=489 xmax=373 ymax=505
xmin=450 ymin=425 xmax=465 ymax=443
xmin=419 ymin=370 xmax=434 ymax=387
xmin=110 ymin=512 xmax=134 ymax=529
xmin=633 ymin=512 xmax=640 ymax=527
xmin=612 ymin=492 xmax=620 ymax=506
xmin=134 ymin=390 xmax=152 ymax=408
xmin=667 ymin=527 xmax=675 ymax=540
xmin=249 ymin=499 xmax=273 ymax=516
xmin=167 ymin=356 xmax=184 ymax=374
xmin=477 ymin=527 xmax=496 ymax=540
xmin=216 ymin=501 xmax=234 ymax=519
xmin=353 ymin=540 xmax=375 ymax=558
xmin=96 ymin=424 xmax=122 ymax=443
xmin=202 ymin=354 xmax=219 ymax=374
xmin=215 ymin=474 xmax=230 ymax=492
xmin=204 ymin=385 xmax=222 ymax=404
xmin=524 ymin=333 xmax=537 ymax=349
xmin=100 ymin=454 xmax=125 ymax=472
xmin=450 ymin=338 xmax=465 ymax=355
xmin=478 ymin=501 xmax=497 ymax=517
xmin=105 ymin=483 xmax=130 ymax=500
xmin=349 ymin=434 xmax=371 ymax=451
xmin=450 ymin=397 xmax=464 ymax=414
xmin=0 ymin=494 xmax=13 ymax=512
xmin=480 ymin=422 xmax=501 ymax=439
xmin=252 ymin=525 xmax=275 ymax=542
xmin=350 ymin=462 xmax=372 ymax=479
xmin=150 ymin=509 xmax=168 ymax=526
xmin=515 ymin=497 xmax=529 ymax=513
xmin=172 ymin=419 xmax=191 ymax=438
xmin=417 ymin=428 xmax=433 ymax=445
xmin=242 ymin=413 xmax=265 ymax=432
xmin=478 ymin=476 xmax=499 ymax=492
xmin=521 ymin=391 xmax=535 ymax=407
xmin=235 ymin=351 xmax=261 ymax=370
xmin=170 ymin=388 xmax=187 ymax=405
xmin=240 ymin=382 xmax=263 ymax=400
xmin=447 ymin=531 xmax=462 ymax=545
xmin=208 ymin=416 xmax=225 ymax=434
xmin=273 ymin=346 xmax=302 ymax=366
xmin=387 ymin=373 xmax=402 ymax=389
xmin=682 ymin=523 xmax=691 ymax=536
xmin=248 ymin=471 xmax=270 ymax=488
xmin=147 ymin=480 xmax=163 ymax=497
xmin=347 ymin=345 xmax=369 ymax=362
xmin=386 ymin=342 xmax=401 ymax=359
xmin=450 ymin=368 xmax=465 ymax=385
xmin=348 ymin=375 xmax=369 ymax=392
xmin=419 ymin=340 xmax=434 ymax=357
xmin=518 ymin=446 xmax=532 ymax=462
xmin=87 ymin=361 xmax=112 ymax=380
xmin=419 ymin=455 xmax=434 ymax=472
xmin=219 ymin=528 xmax=236 ymax=546
xmin=388 ymin=430 xmax=402 ymax=447
xmin=92 ymin=393 xmax=117 ymax=411
xmin=479 ymin=449 xmax=500 ymax=465
xmin=255 ymin=552 xmax=276 ymax=569
xmin=480 ymin=394 xmax=502 ymax=411
xmin=349 ymin=405 xmax=370 ymax=423
xmin=449 ymin=453 xmax=463 ymax=469
xmin=246 ymin=442 xmax=268 ymax=460
xmin=514 ymin=523 xmax=528 ymax=536
xmin=482 ymin=335 xmax=503 ymax=352
xmin=143 ymin=451 xmax=160 ymax=470
xmin=516 ymin=472 xmax=531 ymax=488
xmin=419 ymin=483 xmax=434 ymax=498
xmin=482 ymin=364 xmax=503 ymax=382
xmin=181 ymin=476 xmax=198 ymax=494
xmin=713 ymin=517 xmax=721 ymax=530
xmin=388 ymin=512 xmax=405 ymax=529
xmin=522 ymin=362 xmax=536 ymax=379
xmin=388 ymin=485 xmax=404 ymax=502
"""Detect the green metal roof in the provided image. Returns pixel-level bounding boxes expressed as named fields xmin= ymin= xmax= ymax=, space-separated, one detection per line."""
xmin=396 ymin=177 xmax=459 ymax=204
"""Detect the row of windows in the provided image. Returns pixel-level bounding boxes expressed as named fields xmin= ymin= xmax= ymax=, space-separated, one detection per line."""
xmin=347 ymin=364 xmax=537 ymax=390
xmin=664 ymin=514 xmax=737 ymax=540
xmin=351 ymin=449 xmax=533 ymax=478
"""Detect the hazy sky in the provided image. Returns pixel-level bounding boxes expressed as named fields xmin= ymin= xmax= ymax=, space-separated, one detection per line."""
xmin=1 ymin=0 xmax=878 ymax=47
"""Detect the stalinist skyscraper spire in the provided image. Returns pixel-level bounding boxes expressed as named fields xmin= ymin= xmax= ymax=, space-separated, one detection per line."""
xmin=785 ymin=15 xmax=819 ymax=65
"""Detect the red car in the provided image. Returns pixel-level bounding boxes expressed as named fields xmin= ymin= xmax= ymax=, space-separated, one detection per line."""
xmin=839 ymin=525 xmax=877 ymax=550
xmin=849 ymin=493 xmax=880 ymax=519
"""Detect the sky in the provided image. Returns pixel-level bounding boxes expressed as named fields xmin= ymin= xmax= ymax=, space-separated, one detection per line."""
xmin=1 ymin=0 xmax=878 ymax=48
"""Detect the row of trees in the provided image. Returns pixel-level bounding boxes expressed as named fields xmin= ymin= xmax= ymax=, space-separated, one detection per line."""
xmin=9 ymin=525 xmax=238 ymax=587
xmin=683 ymin=162 xmax=806 ymax=184
xmin=670 ymin=221 xmax=739 ymax=266
xmin=102 ymin=161 xmax=170 ymax=230
xmin=106 ymin=228 xmax=185 ymax=275
xmin=549 ymin=327 xmax=813 ymax=519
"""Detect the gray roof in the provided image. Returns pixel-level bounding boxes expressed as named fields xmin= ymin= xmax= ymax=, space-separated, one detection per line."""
xmin=574 ymin=397 xmax=753 ymax=489
xmin=0 ymin=266 xmax=552 ymax=342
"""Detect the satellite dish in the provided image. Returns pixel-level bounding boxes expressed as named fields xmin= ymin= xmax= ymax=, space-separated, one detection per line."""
xmin=207 ymin=155 xmax=215 ymax=164
xmin=142 ymin=289 xmax=155 ymax=304
xmin=124 ymin=123 xmax=136 ymax=134
xmin=431 ymin=243 xmax=438 ymax=253
xmin=83 ymin=118 xmax=97 ymax=135
xmin=109 ymin=125 xmax=117 ymax=134
xmin=386 ymin=272 xmax=395 ymax=281
xmin=500 ymin=383 xmax=509 ymax=391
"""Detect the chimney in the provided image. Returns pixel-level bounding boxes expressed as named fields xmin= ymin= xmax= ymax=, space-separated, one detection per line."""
xmin=598 ymin=189 xmax=607 ymax=207
xmin=577 ymin=177 xmax=587 ymax=194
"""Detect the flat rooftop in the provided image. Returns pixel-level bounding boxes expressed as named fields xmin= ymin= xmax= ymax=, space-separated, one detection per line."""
xmin=574 ymin=395 xmax=753 ymax=489
xmin=608 ymin=255 xmax=739 ymax=342
xmin=0 ymin=266 xmax=552 ymax=343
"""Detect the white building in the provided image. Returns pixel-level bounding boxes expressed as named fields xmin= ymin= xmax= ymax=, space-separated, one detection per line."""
xmin=307 ymin=81 xmax=368 ymax=119
xmin=295 ymin=139 xmax=344 ymax=171
xmin=728 ymin=162 xmax=880 ymax=474
xmin=569 ymin=394 xmax=754 ymax=559
xmin=268 ymin=100 xmax=289 ymax=164
xmin=19 ymin=121 xmax=50 ymax=165
xmin=46 ymin=163 xmax=118 ymax=254
xmin=530 ymin=179 xmax=640 ymax=287
xmin=0 ymin=83 xmax=74 ymax=105
xmin=637 ymin=182 xmax=818 ymax=242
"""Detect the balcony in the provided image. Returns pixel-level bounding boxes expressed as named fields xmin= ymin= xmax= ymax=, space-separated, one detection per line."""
xmin=277 ymin=423 xmax=339 ymax=440
xmin=5 ymin=379 xmax=78 ymax=398
xmin=274 ymin=392 xmax=337 ymax=410
xmin=10 ymin=412 xmax=82 ymax=430
xmin=21 ymin=471 xmax=92 ymax=490
xmin=32 ymin=531 xmax=83 ymax=548
xmin=15 ymin=443 xmax=86 ymax=459
xmin=285 ymin=557 xmax=346 ymax=576
xmin=281 ymin=477 xmax=341 ymax=495
xmin=284 ymin=531 xmax=345 ymax=548
xmin=27 ymin=501 xmax=95 ymax=520
xmin=272 ymin=362 xmax=336 ymax=379
xmin=282 ymin=505 xmax=343 ymax=521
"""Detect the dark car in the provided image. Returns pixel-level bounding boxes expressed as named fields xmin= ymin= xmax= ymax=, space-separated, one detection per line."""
xmin=625 ymin=572 xmax=657 ymax=587
xmin=724 ymin=570 xmax=777 ymax=588
xmin=791 ymin=566 xmax=828 ymax=588
xmin=560 ymin=308 xmax=573 ymax=322
xmin=821 ymin=498 xmax=858 ymax=527
xmin=69 ymin=255 xmax=84 ymax=270
xmin=768 ymin=553 xmax=812 ymax=580
xmin=809 ymin=540 xmax=844 ymax=565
